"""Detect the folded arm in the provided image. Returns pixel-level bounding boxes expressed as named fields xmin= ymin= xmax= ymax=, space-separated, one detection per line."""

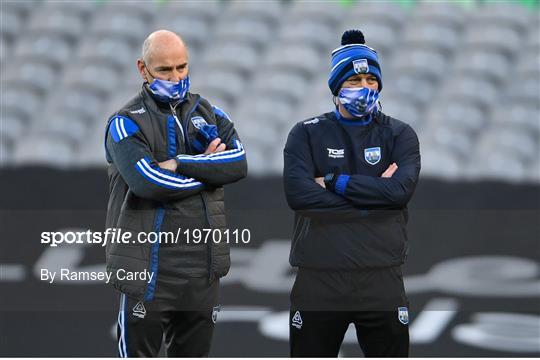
xmin=326 ymin=124 xmax=421 ymax=208
xmin=174 ymin=105 xmax=247 ymax=186
xmin=283 ymin=123 xmax=368 ymax=219
xmin=105 ymin=115 xmax=204 ymax=202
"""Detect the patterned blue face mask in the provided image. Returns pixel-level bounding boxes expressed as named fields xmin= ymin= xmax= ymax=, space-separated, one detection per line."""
xmin=148 ymin=76 xmax=190 ymax=103
xmin=337 ymin=87 xmax=379 ymax=118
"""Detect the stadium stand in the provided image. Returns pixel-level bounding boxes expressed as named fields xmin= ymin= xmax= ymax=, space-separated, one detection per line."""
xmin=0 ymin=0 xmax=538 ymax=183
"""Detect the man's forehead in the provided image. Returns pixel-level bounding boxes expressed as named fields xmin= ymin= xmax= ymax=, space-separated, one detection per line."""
xmin=346 ymin=74 xmax=374 ymax=81
xmin=147 ymin=47 xmax=188 ymax=67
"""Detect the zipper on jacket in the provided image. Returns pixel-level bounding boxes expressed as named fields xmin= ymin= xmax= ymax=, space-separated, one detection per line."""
xmin=182 ymin=98 xmax=200 ymax=153
xmin=171 ymin=98 xmax=213 ymax=281
xmin=169 ymin=102 xmax=186 ymax=149
xmin=200 ymin=192 xmax=214 ymax=281
xmin=189 ymin=99 xmax=213 ymax=281
xmin=169 ymin=98 xmax=201 ymax=154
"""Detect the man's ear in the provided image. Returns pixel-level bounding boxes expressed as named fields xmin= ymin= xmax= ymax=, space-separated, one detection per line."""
xmin=136 ymin=59 xmax=149 ymax=83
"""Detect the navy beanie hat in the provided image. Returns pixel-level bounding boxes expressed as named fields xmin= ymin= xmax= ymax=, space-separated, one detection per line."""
xmin=328 ymin=29 xmax=383 ymax=96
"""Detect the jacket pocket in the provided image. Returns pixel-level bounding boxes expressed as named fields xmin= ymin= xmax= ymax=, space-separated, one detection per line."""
xmin=370 ymin=214 xmax=407 ymax=263
xmin=300 ymin=212 xmax=407 ymax=268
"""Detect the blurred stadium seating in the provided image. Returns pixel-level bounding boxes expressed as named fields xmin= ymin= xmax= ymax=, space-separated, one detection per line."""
xmin=1 ymin=0 xmax=538 ymax=182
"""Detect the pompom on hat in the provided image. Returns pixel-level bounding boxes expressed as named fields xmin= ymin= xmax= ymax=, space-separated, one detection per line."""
xmin=328 ymin=29 xmax=383 ymax=96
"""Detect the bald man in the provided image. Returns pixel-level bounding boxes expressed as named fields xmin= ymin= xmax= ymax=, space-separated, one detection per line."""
xmin=104 ymin=30 xmax=247 ymax=357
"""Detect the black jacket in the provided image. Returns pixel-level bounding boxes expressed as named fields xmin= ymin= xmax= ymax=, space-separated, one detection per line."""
xmin=283 ymin=110 xmax=420 ymax=269
xmin=105 ymin=85 xmax=247 ymax=301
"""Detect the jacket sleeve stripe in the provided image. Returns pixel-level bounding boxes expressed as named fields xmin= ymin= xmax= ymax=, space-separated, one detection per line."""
xmin=176 ymin=140 xmax=244 ymax=159
xmin=140 ymin=157 xmax=198 ymax=183
xmin=135 ymin=157 xmax=202 ymax=189
xmin=176 ymin=140 xmax=245 ymax=163
xmin=111 ymin=118 xmax=124 ymax=142
xmin=119 ymin=118 xmax=128 ymax=139
xmin=109 ymin=115 xmax=140 ymax=143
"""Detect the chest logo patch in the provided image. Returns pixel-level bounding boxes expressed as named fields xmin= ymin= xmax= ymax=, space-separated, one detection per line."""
xmin=327 ymin=148 xmax=344 ymax=159
xmin=364 ymin=146 xmax=381 ymax=165
xmin=190 ymin=116 xmax=208 ymax=129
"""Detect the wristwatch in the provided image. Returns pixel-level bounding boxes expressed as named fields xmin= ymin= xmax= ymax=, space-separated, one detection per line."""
xmin=323 ymin=173 xmax=336 ymax=190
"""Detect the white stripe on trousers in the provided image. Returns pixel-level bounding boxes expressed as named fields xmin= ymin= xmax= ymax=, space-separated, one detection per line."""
xmin=118 ymin=293 xmax=127 ymax=357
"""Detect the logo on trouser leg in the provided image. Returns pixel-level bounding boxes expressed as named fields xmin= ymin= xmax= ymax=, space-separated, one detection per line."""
xmin=292 ymin=311 xmax=303 ymax=329
xmin=398 ymin=307 xmax=409 ymax=325
xmin=133 ymin=301 xmax=146 ymax=319
xmin=212 ymin=305 xmax=221 ymax=324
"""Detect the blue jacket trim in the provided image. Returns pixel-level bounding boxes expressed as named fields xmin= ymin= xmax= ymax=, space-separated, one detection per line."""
xmin=176 ymin=140 xmax=245 ymax=164
xmin=334 ymin=109 xmax=373 ymax=126
xmin=167 ymin=115 xmax=177 ymax=158
xmin=335 ymin=174 xmax=350 ymax=195
xmin=212 ymin=105 xmax=232 ymax=121
xmin=135 ymin=157 xmax=203 ymax=190
xmin=144 ymin=207 xmax=164 ymax=301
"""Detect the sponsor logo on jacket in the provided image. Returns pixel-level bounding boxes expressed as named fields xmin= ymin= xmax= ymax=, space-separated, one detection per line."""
xmin=328 ymin=148 xmax=345 ymax=159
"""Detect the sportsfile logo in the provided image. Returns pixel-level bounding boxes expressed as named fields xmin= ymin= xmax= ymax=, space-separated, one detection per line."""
xmin=327 ymin=148 xmax=345 ymax=159
xmin=40 ymin=228 xmax=252 ymax=247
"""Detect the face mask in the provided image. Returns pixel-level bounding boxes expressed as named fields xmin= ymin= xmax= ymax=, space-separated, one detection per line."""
xmin=337 ymin=87 xmax=379 ymax=118
xmin=148 ymin=76 xmax=190 ymax=103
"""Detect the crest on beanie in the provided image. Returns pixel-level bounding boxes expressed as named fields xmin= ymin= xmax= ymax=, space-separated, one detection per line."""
xmin=353 ymin=59 xmax=369 ymax=74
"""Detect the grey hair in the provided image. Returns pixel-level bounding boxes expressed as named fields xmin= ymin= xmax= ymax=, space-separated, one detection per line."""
xmin=141 ymin=37 xmax=152 ymax=64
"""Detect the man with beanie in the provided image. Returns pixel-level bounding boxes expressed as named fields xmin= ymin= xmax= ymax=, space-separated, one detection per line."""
xmin=283 ymin=30 xmax=421 ymax=357
xmin=105 ymin=30 xmax=247 ymax=357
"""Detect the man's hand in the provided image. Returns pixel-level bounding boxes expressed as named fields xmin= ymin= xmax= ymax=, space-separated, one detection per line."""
xmin=315 ymin=177 xmax=325 ymax=188
xmin=381 ymin=163 xmax=398 ymax=178
xmin=158 ymin=159 xmax=177 ymax=172
xmin=204 ymin=138 xmax=226 ymax=155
